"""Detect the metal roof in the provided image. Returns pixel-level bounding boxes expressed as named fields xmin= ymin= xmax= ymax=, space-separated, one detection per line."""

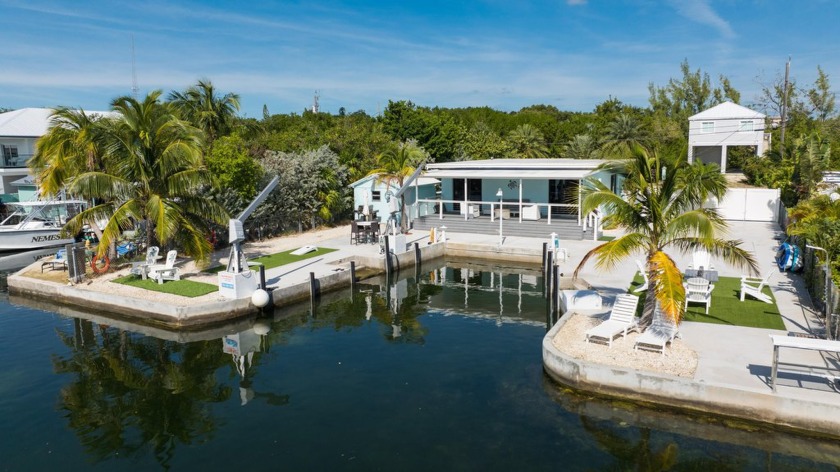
xmin=424 ymin=159 xmax=605 ymax=180
xmin=0 ymin=108 xmax=115 ymax=137
xmin=689 ymin=101 xmax=765 ymax=121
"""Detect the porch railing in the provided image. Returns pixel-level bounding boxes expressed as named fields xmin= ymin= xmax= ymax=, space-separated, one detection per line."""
xmin=413 ymin=198 xmax=580 ymax=225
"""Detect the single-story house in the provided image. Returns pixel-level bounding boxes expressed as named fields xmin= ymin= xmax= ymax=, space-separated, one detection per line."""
xmin=349 ymin=173 xmax=440 ymax=224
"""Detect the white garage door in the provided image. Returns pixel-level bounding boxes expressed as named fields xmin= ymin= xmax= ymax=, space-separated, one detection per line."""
xmin=705 ymin=188 xmax=780 ymax=221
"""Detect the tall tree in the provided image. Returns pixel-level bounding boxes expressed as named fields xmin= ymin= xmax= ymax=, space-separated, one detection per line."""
xmin=31 ymin=108 xmax=117 ymax=246
xmin=600 ymin=114 xmax=649 ymax=158
xmin=168 ymin=79 xmax=241 ymax=149
xmin=563 ymin=134 xmax=600 ymax=160
xmin=574 ymin=146 xmax=758 ymax=325
xmin=807 ymin=66 xmax=836 ymax=121
xmin=66 ymin=91 xmax=228 ymax=261
xmin=508 ymin=124 xmax=549 ymax=159
xmin=649 ymin=59 xmax=740 ymax=134
xmin=369 ymin=141 xmax=426 ymax=232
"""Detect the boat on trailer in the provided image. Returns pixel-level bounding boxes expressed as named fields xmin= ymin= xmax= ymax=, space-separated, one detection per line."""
xmin=0 ymin=199 xmax=87 ymax=251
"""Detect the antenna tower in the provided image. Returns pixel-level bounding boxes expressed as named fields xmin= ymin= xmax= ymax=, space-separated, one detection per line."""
xmin=131 ymin=34 xmax=139 ymax=99
xmin=312 ymin=90 xmax=320 ymax=113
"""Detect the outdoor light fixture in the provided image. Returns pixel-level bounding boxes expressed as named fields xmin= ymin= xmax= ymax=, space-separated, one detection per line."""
xmin=496 ymin=188 xmax=504 ymax=246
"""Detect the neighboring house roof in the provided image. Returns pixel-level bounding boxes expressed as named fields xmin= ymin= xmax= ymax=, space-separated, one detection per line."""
xmin=424 ymin=158 xmax=605 ymax=180
xmin=689 ymin=102 xmax=765 ymax=121
xmin=0 ymin=108 xmax=55 ymax=137
xmin=11 ymin=176 xmax=37 ymax=186
xmin=0 ymin=107 xmax=114 ymax=138
xmin=349 ymin=174 xmax=439 ymax=189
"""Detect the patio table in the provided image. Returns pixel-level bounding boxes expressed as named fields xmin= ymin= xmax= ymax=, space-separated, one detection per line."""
xmin=684 ymin=268 xmax=718 ymax=282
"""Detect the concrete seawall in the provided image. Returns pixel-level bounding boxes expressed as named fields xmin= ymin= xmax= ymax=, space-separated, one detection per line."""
xmin=7 ymin=238 xmax=452 ymax=329
xmin=542 ymin=312 xmax=840 ymax=439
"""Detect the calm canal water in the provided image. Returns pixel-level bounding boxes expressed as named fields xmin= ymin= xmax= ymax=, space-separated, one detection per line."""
xmin=1 ymin=259 xmax=838 ymax=471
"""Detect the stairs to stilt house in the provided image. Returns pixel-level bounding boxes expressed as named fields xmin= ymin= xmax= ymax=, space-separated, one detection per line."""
xmin=411 ymin=215 xmax=598 ymax=241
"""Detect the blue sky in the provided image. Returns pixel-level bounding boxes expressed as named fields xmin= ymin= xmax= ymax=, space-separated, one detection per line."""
xmin=1 ymin=0 xmax=838 ymax=118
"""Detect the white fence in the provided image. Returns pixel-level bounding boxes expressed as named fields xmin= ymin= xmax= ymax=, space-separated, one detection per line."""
xmin=705 ymin=188 xmax=781 ymax=222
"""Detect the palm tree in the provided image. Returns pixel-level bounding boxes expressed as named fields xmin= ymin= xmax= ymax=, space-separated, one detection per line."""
xmin=30 ymin=107 xmax=112 ymax=241
xmin=600 ymin=113 xmax=649 ymax=158
xmin=508 ymin=124 xmax=549 ymax=159
xmin=563 ymin=134 xmax=601 ymax=159
xmin=369 ymin=141 xmax=425 ymax=232
xmin=66 ymin=91 xmax=228 ymax=261
xmin=574 ymin=146 xmax=758 ymax=325
xmin=168 ymin=79 xmax=241 ymax=149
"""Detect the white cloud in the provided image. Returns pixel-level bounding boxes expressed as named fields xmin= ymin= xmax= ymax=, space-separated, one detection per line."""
xmin=667 ymin=0 xmax=735 ymax=39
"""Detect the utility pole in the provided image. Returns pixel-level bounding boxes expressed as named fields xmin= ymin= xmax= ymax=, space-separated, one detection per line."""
xmin=780 ymin=56 xmax=791 ymax=158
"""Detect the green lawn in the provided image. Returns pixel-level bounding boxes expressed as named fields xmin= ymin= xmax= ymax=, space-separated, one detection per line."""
xmin=205 ymin=246 xmax=338 ymax=273
xmin=112 ymin=276 xmax=218 ymax=297
xmin=629 ymin=275 xmax=786 ymax=330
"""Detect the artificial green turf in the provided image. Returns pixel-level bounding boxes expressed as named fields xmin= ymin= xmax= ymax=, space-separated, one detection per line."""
xmin=204 ymin=246 xmax=339 ymax=273
xmin=112 ymin=276 xmax=218 ymax=297
xmin=629 ymin=274 xmax=786 ymax=330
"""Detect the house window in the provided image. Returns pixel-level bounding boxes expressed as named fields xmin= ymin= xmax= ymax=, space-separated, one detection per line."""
xmin=739 ymin=120 xmax=754 ymax=132
xmin=2 ymin=145 xmax=19 ymax=166
xmin=371 ymin=191 xmax=381 ymax=201
xmin=701 ymin=122 xmax=714 ymax=133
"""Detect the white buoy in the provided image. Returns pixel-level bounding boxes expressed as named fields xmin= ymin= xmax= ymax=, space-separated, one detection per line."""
xmin=251 ymin=289 xmax=270 ymax=308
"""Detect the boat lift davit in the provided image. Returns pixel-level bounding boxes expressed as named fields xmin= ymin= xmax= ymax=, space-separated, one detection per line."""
xmin=218 ymin=176 xmax=280 ymax=299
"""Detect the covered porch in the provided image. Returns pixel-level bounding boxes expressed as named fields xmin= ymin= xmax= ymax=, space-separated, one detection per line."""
xmin=407 ymin=159 xmax=611 ymax=240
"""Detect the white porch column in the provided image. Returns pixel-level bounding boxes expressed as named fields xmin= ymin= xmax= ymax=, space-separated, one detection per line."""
xmin=720 ymin=145 xmax=728 ymax=173
xmin=518 ymin=179 xmax=523 ymax=222
xmin=688 ymin=145 xmax=694 ymax=164
xmin=463 ymin=179 xmax=468 ymax=221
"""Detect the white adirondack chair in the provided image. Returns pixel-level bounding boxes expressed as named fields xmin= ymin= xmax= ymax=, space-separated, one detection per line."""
xmin=740 ymin=273 xmax=773 ymax=304
xmin=689 ymin=248 xmax=714 ymax=271
xmin=147 ymin=250 xmax=180 ymax=284
xmin=130 ymin=246 xmax=160 ymax=280
xmin=584 ymin=294 xmax=640 ymax=347
xmin=684 ymin=278 xmax=714 ymax=314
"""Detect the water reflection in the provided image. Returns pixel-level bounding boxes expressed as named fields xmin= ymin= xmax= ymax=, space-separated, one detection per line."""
xmin=5 ymin=259 xmax=840 ymax=470
xmin=51 ymin=317 xmax=232 ymax=468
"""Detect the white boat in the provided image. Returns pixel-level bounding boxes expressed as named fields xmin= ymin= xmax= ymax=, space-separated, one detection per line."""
xmin=0 ymin=199 xmax=87 ymax=251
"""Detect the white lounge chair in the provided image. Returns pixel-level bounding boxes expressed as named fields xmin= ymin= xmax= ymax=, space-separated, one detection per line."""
xmin=633 ymin=260 xmax=649 ymax=293
xmin=634 ymin=306 xmax=679 ymax=356
xmin=130 ymin=246 xmax=160 ymax=280
xmin=41 ymin=249 xmax=67 ymax=272
xmin=584 ymin=294 xmax=640 ymax=347
xmin=740 ymin=273 xmax=773 ymax=304
xmin=147 ymin=250 xmax=180 ymax=284
xmin=684 ymin=278 xmax=714 ymax=314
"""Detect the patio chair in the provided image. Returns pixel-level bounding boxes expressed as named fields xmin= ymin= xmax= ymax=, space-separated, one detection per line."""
xmin=684 ymin=278 xmax=714 ymax=314
xmin=369 ymin=221 xmax=380 ymax=243
xmin=634 ymin=306 xmax=679 ymax=356
xmin=351 ymin=220 xmax=359 ymax=244
xmin=740 ymin=273 xmax=773 ymax=304
xmin=584 ymin=294 xmax=640 ymax=347
xmin=41 ymin=249 xmax=67 ymax=272
xmin=633 ymin=260 xmax=649 ymax=293
xmin=130 ymin=246 xmax=159 ymax=280
xmin=147 ymin=250 xmax=180 ymax=284
xmin=689 ymin=248 xmax=714 ymax=271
